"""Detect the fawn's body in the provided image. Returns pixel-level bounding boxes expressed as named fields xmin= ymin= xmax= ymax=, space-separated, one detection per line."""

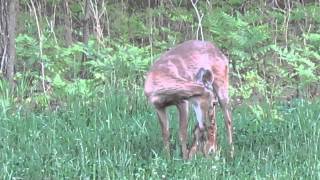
xmin=144 ymin=40 xmax=233 ymax=159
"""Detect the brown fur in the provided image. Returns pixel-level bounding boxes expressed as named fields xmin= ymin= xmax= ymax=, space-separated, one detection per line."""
xmin=144 ymin=40 xmax=234 ymax=159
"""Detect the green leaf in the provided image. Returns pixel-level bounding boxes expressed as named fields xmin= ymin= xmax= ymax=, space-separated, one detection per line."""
xmin=52 ymin=74 xmax=66 ymax=88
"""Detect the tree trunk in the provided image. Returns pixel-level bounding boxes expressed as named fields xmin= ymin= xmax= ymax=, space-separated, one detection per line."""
xmin=81 ymin=0 xmax=90 ymax=78
xmin=7 ymin=0 xmax=17 ymax=89
xmin=0 ymin=0 xmax=8 ymax=76
xmin=63 ymin=0 xmax=73 ymax=46
xmin=0 ymin=0 xmax=17 ymax=89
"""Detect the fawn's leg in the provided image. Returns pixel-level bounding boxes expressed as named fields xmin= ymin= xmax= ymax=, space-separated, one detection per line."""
xmin=188 ymin=96 xmax=210 ymax=159
xmin=156 ymin=107 xmax=170 ymax=158
xmin=177 ymin=100 xmax=189 ymax=159
xmin=221 ymin=99 xmax=234 ymax=158
xmin=215 ymin=85 xmax=234 ymax=158
xmin=204 ymin=101 xmax=218 ymax=156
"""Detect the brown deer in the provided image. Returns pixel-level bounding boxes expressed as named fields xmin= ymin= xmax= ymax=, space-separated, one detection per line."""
xmin=144 ymin=40 xmax=233 ymax=159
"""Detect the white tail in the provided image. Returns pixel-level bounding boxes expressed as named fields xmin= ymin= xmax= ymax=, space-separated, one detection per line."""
xmin=144 ymin=40 xmax=233 ymax=159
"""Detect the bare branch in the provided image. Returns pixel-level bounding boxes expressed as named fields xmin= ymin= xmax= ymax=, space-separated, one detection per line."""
xmin=191 ymin=0 xmax=204 ymax=41
xmin=30 ymin=0 xmax=46 ymax=93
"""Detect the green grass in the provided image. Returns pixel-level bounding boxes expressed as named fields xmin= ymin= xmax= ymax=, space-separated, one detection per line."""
xmin=1 ymin=85 xmax=320 ymax=179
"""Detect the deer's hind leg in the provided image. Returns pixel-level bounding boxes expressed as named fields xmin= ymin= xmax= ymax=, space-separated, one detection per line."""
xmin=176 ymin=100 xmax=189 ymax=159
xmin=155 ymin=107 xmax=170 ymax=158
xmin=214 ymin=83 xmax=234 ymax=158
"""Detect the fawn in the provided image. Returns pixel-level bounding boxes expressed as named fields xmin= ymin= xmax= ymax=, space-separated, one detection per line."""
xmin=144 ymin=40 xmax=233 ymax=159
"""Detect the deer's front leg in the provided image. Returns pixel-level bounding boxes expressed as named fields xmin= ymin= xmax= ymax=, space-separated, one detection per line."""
xmin=188 ymin=98 xmax=209 ymax=159
xmin=204 ymin=101 xmax=218 ymax=156
xmin=156 ymin=107 xmax=170 ymax=158
xmin=188 ymin=124 xmax=207 ymax=159
xmin=177 ymin=100 xmax=189 ymax=160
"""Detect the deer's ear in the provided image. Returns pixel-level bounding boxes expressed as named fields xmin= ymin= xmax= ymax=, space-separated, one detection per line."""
xmin=195 ymin=68 xmax=213 ymax=84
xmin=203 ymin=69 xmax=213 ymax=83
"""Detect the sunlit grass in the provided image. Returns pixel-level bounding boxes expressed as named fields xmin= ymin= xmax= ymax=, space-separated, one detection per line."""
xmin=0 ymin=84 xmax=319 ymax=179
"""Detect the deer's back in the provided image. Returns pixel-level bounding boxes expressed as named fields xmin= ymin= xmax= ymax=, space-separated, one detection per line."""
xmin=144 ymin=40 xmax=229 ymax=100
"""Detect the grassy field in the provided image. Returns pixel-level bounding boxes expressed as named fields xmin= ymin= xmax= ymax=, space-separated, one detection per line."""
xmin=1 ymin=85 xmax=319 ymax=179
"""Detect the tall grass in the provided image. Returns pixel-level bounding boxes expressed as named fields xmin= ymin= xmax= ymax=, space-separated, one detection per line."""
xmin=0 ymin=79 xmax=319 ymax=179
